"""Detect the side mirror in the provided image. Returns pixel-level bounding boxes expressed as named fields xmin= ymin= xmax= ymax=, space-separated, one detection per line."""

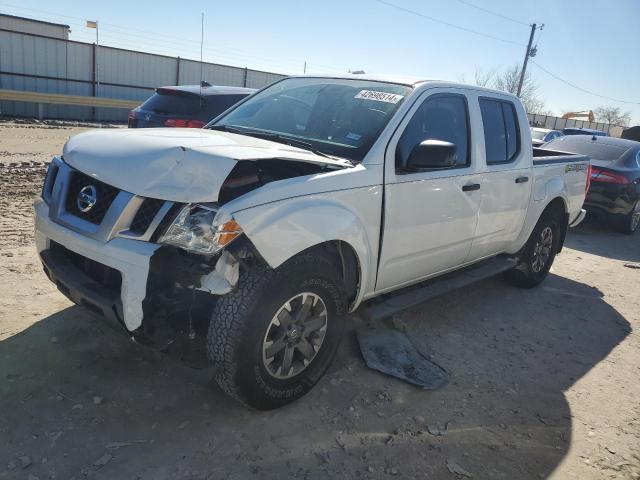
xmin=406 ymin=139 xmax=457 ymax=171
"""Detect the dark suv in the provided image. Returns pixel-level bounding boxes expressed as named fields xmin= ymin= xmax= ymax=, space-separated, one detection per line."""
xmin=128 ymin=84 xmax=255 ymax=128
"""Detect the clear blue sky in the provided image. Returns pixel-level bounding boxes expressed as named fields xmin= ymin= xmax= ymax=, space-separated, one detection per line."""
xmin=2 ymin=0 xmax=639 ymax=123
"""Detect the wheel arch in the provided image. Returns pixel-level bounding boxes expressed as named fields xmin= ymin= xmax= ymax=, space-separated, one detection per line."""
xmin=295 ymin=240 xmax=361 ymax=309
xmin=542 ymin=196 xmax=569 ymax=253
xmin=510 ymin=194 xmax=569 ymax=257
xmin=232 ymin=198 xmax=373 ymax=310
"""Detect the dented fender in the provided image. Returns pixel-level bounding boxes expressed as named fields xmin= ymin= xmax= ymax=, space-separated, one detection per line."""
xmin=232 ymin=190 xmax=382 ymax=308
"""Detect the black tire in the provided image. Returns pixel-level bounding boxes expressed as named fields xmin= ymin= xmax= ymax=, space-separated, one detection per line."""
xmin=615 ymin=201 xmax=640 ymax=235
xmin=504 ymin=209 xmax=563 ymax=288
xmin=207 ymin=252 xmax=347 ymax=410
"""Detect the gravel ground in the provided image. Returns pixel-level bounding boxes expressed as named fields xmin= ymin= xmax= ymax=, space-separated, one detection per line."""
xmin=0 ymin=123 xmax=639 ymax=479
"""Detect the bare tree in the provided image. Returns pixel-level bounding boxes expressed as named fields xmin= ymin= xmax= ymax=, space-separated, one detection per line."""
xmin=473 ymin=67 xmax=496 ymax=88
xmin=594 ymin=106 xmax=631 ymax=127
xmin=468 ymin=64 xmax=548 ymax=114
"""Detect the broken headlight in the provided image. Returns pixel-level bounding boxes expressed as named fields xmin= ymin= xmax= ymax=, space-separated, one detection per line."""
xmin=159 ymin=204 xmax=243 ymax=256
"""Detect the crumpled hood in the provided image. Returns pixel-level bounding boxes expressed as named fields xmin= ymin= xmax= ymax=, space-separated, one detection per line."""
xmin=62 ymin=128 xmax=347 ymax=203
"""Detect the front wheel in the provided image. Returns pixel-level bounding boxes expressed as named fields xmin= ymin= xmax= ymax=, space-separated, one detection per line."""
xmin=504 ymin=210 xmax=562 ymax=288
xmin=207 ymin=252 xmax=347 ymax=410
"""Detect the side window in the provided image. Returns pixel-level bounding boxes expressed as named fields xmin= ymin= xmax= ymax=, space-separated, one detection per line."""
xmin=396 ymin=94 xmax=470 ymax=171
xmin=479 ymin=98 xmax=520 ymax=164
xmin=204 ymin=95 xmax=247 ymax=118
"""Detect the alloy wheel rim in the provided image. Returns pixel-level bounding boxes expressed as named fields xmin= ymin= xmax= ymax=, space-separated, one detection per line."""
xmin=262 ymin=292 xmax=328 ymax=380
xmin=531 ymin=226 xmax=553 ymax=273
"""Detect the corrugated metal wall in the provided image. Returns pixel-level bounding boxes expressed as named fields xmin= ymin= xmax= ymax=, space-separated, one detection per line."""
xmin=0 ymin=29 xmax=287 ymax=122
xmin=0 ymin=15 xmax=68 ymax=39
xmin=527 ymin=113 xmax=617 ymax=136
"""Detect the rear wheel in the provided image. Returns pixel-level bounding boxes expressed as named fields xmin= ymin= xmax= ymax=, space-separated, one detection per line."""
xmin=616 ymin=201 xmax=640 ymax=235
xmin=504 ymin=210 xmax=562 ymax=288
xmin=207 ymin=252 xmax=347 ymax=410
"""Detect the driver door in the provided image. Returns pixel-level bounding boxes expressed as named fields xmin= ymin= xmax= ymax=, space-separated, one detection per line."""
xmin=376 ymin=88 xmax=482 ymax=292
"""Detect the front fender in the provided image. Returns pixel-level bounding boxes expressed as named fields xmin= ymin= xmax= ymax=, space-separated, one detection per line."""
xmin=232 ymin=191 xmax=380 ymax=306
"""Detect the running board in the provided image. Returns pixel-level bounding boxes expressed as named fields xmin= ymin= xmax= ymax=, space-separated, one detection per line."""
xmin=360 ymin=257 xmax=518 ymax=322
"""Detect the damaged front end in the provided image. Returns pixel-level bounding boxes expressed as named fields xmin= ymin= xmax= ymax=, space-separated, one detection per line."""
xmin=139 ymin=239 xmax=256 ymax=368
xmin=37 ymin=132 xmax=348 ymax=367
xmin=134 ymin=158 xmax=334 ymax=366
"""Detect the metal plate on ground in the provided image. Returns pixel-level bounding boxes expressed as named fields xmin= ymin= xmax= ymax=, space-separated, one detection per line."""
xmin=356 ymin=327 xmax=448 ymax=390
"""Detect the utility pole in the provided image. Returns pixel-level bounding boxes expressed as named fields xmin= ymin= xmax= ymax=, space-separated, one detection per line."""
xmin=86 ymin=21 xmax=99 ymax=91
xmin=86 ymin=20 xmax=99 ymax=121
xmin=517 ymin=23 xmax=537 ymax=97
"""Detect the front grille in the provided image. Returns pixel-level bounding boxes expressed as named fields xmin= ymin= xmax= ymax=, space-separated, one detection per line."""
xmin=129 ymin=198 xmax=165 ymax=234
xmin=65 ymin=170 xmax=120 ymax=224
xmin=50 ymin=241 xmax=122 ymax=294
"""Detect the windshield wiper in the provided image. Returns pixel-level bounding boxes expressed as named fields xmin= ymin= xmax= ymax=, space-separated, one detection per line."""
xmin=208 ymin=124 xmax=244 ymax=134
xmin=209 ymin=125 xmax=352 ymax=165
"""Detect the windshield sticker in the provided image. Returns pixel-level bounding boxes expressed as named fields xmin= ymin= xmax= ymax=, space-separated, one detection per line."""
xmin=355 ymin=90 xmax=404 ymax=104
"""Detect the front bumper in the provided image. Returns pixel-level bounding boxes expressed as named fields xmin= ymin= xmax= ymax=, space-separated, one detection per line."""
xmin=35 ymin=199 xmax=160 ymax=331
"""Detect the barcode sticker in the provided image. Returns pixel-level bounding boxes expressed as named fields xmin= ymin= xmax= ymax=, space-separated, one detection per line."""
xmin=354 ymin=90 xmax=404 ymax=103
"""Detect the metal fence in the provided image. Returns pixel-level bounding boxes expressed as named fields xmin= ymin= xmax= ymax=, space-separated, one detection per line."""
xmin=0 ymin=28 xmax=286 ymax=121
xmin=526 ymin=113 xmax=624 ymax=138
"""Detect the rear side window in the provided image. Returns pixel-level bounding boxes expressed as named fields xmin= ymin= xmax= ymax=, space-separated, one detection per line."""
xmin=141 ymin=91 xmax=201 ymax=115
xmin=479 ymin=98 xmax=520 ymax=164
xmin=396 ymin=94 xmax=470 ymax=170
xmin=203 ymin=94 xmax=248 ymax=118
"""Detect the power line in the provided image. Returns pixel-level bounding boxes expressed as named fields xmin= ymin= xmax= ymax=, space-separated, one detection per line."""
xmin=530 ymin=60 xmax=640 ymax=105
xmin=0 ymin=2 xmax=348 ymax=74
xmin=452 ymin=0 xmax=529 ymax=26
xmin=372 ymin=0 xmax=525 ymax=46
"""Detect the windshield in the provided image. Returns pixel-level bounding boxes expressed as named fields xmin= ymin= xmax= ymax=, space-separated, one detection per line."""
xmin=209 ymin=77 xmax=412 ymax=162
xmin=531 ymin=130 xmax=547 ymax=140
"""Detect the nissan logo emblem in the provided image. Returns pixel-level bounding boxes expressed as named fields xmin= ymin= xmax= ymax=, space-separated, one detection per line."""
xmin=76 ymin=185 xmax=97 ymax=213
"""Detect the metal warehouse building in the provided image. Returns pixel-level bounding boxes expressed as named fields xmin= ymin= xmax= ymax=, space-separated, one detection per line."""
xmin=0 ymin=14 xmax=285 ymax=122
xmin=0 ymin=13 xmax=70 ymax=39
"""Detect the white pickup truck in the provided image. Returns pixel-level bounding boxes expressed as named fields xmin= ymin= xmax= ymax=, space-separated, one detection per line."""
xmin=35 ymin=75 xmax=589 ymax=409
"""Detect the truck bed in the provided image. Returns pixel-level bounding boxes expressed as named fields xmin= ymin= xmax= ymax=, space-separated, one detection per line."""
xmin=532 ymin=147 xmax=589 ymax=165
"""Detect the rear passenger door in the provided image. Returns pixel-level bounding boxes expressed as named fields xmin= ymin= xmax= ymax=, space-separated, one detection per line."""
xmin=376 ymin=89 xmax=482 ymax=291
xmin=468 ymin=96 xmax=532 ymax=260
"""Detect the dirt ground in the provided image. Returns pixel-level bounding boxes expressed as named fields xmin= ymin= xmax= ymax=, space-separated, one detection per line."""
xmin=0 ymin=119 xmax=121 ymax=166
xmin=0 ymin=122 xmax=639 ymax=480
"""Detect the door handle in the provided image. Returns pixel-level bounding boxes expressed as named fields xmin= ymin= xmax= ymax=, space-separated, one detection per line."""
xmin=462 ymin=183 xmax=481 ymax=192
xmin=515 ymin=176 xmax=529 ymax=184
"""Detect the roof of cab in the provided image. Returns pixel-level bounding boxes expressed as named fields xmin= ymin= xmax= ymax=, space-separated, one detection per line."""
xmin=287 ymin=74 xmax=521 ymax=98
xmin=289 ymin=73 xmax=430 ymax=86
xmin=156 ymin=85 xmax=257 ymax=96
